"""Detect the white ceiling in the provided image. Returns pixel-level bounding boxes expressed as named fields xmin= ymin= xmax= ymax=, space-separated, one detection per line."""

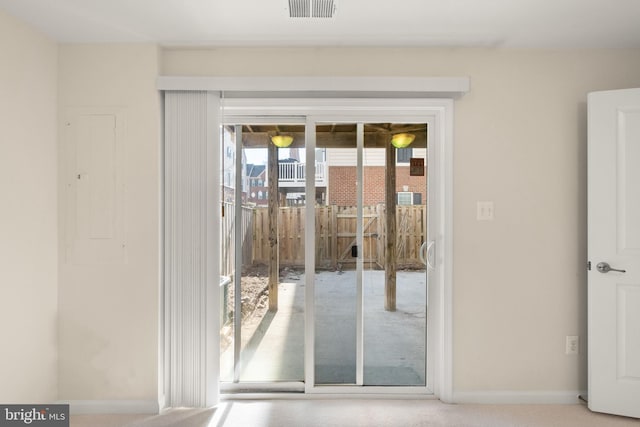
xmin=1 ymin=0 xmax=640 ymax=48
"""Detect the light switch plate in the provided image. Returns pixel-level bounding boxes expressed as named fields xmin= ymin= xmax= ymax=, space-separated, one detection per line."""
xmin=477 ymin=201 xmax=494 ymax=221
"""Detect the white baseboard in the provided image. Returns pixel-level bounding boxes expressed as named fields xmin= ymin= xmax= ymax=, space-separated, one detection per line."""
xmin=58 ymin=400 xmax=159 ymax=415
xmin=452 ymin=391 xmax=586 ymax=405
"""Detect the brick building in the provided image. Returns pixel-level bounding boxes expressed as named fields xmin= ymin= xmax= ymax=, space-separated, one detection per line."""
xmin=326 ymin=147 xmax=427 ymax=207
xmin=245 ymin=164 xmax=268 ymax=206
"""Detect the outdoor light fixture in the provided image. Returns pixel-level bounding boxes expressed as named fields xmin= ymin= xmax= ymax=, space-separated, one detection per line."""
xmin=390 ymin=133 xmax=415 ymax=148
xmin=271 ymin=135 xmax=294 ymax=148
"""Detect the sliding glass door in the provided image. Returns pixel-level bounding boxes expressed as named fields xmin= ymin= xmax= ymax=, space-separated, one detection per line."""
xmin=220 ymin=122 xmax=306 ymax=385
xmin=362 ymin=124 xmax=427 ymax=386
xmin=313 ymin=124 xmax=359 ymax=384
xmin=310 ymin=120 xmax=429 ymax=389
xmin=217 ymin=107 xmax=436 ymax=394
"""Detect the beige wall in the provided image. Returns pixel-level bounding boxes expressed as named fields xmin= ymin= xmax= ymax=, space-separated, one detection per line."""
xmin=0 ymin=10 xmax=58 ymax=402
xmin=163 ymin=47 xmax=640 ymax=393
xmin=2 ymin=23 xmax=640 ymax=403
xmin=57 ymin=44 xmax=161 ymax=401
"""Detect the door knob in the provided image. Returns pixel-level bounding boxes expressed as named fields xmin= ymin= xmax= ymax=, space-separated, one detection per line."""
xmin=596 ymin=262 xmax=626 ymax=273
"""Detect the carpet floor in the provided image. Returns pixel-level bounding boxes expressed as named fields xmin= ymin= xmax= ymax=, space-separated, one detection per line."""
xmin=70 ymin=399 xmax=640 ymax=427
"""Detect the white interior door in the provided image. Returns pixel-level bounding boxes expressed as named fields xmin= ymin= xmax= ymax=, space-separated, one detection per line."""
xmin=588 ymin=88 xmax=640 ymax=418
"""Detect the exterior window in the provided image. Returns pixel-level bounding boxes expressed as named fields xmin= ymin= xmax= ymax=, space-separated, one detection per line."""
xmin=397 ymin=148 xmax=412 ymax=164
xmin=397 ymin=192 xmax=413 ymax=205
xmin=258 ymin=191 xmax=263 ymax=199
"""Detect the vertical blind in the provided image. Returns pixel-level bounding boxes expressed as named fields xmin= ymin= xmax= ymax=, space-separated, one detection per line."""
xmin=163 ymin=91 xmax=220 ymax=407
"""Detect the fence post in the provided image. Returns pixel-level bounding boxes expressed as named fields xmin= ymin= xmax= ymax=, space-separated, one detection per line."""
xmin=331 ymin=205 xmax=338 ymax=268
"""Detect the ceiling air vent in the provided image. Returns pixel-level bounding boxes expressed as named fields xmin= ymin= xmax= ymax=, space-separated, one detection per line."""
xmin=289 ymin=0 xmax=336 ymax=18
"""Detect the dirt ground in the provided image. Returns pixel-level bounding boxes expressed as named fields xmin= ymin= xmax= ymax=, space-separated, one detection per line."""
xmin=227 ymin=265 xmax=269 ymax=320
xmin=220 ymin=265 xmax=302 ymax=351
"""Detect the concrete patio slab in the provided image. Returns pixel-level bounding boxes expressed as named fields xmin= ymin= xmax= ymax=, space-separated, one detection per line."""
xmin=221 ymin=269 xmax=427 ymax=387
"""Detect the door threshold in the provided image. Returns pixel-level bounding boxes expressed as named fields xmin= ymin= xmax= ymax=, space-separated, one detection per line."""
xmin=220 ymin=382 xmax=436 ymax=400
xmin=221 ymin=382 xmax=305 ymax=394
xmin=221 ymin=392 xmax=438 ymax=401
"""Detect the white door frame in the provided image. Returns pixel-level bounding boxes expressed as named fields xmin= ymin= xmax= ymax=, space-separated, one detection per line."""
xmin=222 ymin=98 xmax=454 ymax=400
xmin=159 ymin=73 xmax=467 ymax=406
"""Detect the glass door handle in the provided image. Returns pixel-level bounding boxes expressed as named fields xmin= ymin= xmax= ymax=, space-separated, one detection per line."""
xmin=426 ymin=241 xmax=435 ymax=270
xmin=419 ymin=242 xmax=427 ymax=265
xmin=420 ymin=241 xmax=435 ymax=270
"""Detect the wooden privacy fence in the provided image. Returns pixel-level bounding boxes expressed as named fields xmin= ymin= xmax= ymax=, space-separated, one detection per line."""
xmin=221 ymin=202 xmax=254 ymax=276
xmin=252 ymin=204 xmax=427 ymax=269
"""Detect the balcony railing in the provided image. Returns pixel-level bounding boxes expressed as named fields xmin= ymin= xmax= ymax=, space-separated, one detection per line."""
xmin=278 ymin=161 xmax=327 ymax=187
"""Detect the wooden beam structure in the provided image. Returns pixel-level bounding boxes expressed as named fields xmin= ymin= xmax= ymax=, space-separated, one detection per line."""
xmin=232 ymin=123 xmax=427 ymax=150
xmin=240 ymin=131 xmax=427 ymax=149
xmin=268 ymin=141 xmax=279 ymax=311
xmin=385 ymin=143 xmax=397 ymax=312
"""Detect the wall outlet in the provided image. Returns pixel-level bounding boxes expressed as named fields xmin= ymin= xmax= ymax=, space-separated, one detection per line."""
xmin=566 ymin=335 xmax=579 ymax=355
